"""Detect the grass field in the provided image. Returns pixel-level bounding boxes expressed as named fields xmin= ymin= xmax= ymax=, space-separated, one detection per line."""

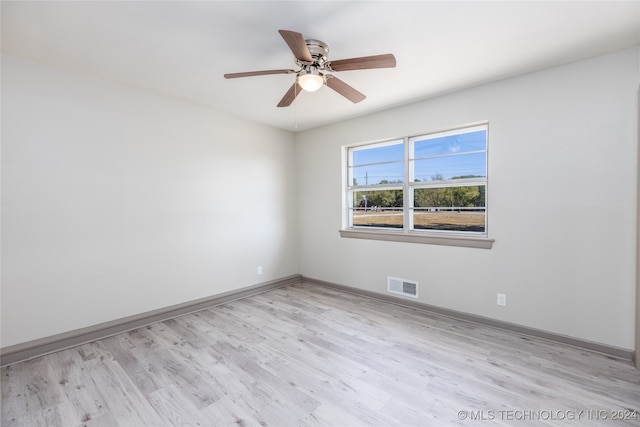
xmin=353 ymin=210 xmax=485 ymax=232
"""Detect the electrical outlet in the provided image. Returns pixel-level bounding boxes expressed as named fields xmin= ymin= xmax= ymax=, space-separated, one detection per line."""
xmin=257 ymin=266 xmax=263 ymax=275
xmin=497 ymin=293 xmax=507 ymax=307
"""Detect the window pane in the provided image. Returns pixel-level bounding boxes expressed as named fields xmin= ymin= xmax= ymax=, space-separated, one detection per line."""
xmin=413 ymin=129 xmax=486 ymax=159
xmin=350 ymin=161 xmax=404 ymax=186
xmin=413 ymin=186 xmax=485 ymax=232
xmin=413 ymin=209 xmax=485 ymax=232
xmin=352 ymin=189 xmax=403 ymax=228
xmin=352 ymin=142 xmax=403 ymax=166
xmin=413 ymin=152 xmax=486 ymax=182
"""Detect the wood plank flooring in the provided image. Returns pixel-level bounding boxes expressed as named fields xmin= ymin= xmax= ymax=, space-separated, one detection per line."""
xmin=2 ymin=283 xmax=640 ymax=426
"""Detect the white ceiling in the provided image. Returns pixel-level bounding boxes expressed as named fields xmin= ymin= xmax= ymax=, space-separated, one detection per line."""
xmin=2 ymin=1 xmax=639 ymax=132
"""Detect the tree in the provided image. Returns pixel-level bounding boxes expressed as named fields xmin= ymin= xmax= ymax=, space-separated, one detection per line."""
xmin=448 ymin=186 xmax=480 ymax=208
xmin=414 ymin=185 xmax=483 ymax=209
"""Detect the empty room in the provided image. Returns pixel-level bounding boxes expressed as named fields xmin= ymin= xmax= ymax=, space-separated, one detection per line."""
xmin=2 ymin=1 xmax=640 ymax=426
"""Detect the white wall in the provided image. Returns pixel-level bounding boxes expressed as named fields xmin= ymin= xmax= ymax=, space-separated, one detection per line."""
xmin=2 ymin=48 xmax=638 ymax=352
xmin=1 ymin=56 xmax=298 ymax=347
xmin=296 ymin=47 xmax=639 ymax=350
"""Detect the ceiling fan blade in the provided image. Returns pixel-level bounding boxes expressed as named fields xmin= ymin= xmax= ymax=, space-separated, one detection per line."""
xmin=328 ymin=54 xmax=396 ymax=72
xmin=224 ymin=69 xmax=295 ymax=79
xmin=277 ymin=82 xmax=302 ymax=107
xmin=326 ymin=76 xmax=366 ymax=103
xmin=278 ymin=30 xmax=313 ymax=63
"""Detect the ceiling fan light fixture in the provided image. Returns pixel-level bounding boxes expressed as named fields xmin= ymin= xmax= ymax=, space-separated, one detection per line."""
xmin=297 ymin=69 xmax=324 ymax=92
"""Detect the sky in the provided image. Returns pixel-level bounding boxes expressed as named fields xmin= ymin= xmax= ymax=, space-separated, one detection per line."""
xmin=350 ymin=129 xmax=487 ymax=185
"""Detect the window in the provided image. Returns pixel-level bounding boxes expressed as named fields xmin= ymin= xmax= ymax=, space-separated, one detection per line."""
xmin=348 ymin=140 xmax=405 ymax=228
xmin=342 ymin=124 xmax=493 ymax=248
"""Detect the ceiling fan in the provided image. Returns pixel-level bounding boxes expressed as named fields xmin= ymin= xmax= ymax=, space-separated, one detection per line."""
xmin=224 ymin=29 xmax=396 ymax=107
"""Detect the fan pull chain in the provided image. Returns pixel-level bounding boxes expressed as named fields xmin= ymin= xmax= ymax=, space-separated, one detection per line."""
xmin=293 ymin=83 xmax=299 ymax=129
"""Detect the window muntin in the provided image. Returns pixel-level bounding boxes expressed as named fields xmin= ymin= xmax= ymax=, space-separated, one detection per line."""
xmin=412 ymin=152 xmax=487 ymax=182
xmin=350 ymin=162 xmax=404 ymax=187
xmin=345 ymin=124 xmax=488 ymax=236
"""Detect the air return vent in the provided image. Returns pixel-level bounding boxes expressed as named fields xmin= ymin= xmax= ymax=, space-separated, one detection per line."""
xmin=387 ymin=276 xmax=418 ymax=298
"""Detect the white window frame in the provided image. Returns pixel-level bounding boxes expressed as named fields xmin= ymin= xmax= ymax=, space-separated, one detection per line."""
xmin=340 ymin=123 xmax=494 ymax=249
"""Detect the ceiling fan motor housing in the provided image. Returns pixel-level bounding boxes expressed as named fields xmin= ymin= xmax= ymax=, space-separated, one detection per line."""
xmin=304 ymin=39 xmax=329 ymax=64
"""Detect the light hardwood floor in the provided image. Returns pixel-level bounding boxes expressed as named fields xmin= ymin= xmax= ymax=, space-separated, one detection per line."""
xmin=2 ymin=283 xmax=640 ymax=426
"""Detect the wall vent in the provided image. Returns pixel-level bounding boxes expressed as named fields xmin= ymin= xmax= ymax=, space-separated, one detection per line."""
xmin=387 ymin=276 xmax=418 ymax=298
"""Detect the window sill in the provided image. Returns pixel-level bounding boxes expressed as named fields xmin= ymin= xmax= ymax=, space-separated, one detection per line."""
xmin=339 ymin=229 xmax=494 ymax=249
